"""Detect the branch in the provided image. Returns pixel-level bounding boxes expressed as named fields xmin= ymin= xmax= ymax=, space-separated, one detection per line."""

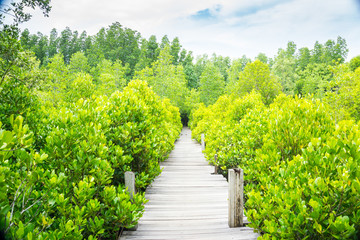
xmin=21 ymin=186 xmax=51 ymax=216
xmin=6 ymin=178 xmax=26 ymax=233
xmin=20 ymin=194 xmax=43 ymax=215
xmin=0 ymin=9 xmax=16 ymax=18
xmin=24 ymin=202 xmax=41 ymax=227
xmin=23 ymin=185 xmax=33 ymax=209
xmin=22 ymin=185 xmax=26 ymax=209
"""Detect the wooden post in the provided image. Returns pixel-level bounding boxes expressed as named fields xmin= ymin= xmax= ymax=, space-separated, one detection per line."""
xmin=213 ymin=154 xmax=218 ymax=174
xmin=125 ymin=171 xmax=136 ymax=199
xmin=201 ymin=133 xmax=205 ymax=151
xmin=228 ymin=168 xmax=244 ymax=228
xmin=124 ymin=171 xmax=138 ymax=231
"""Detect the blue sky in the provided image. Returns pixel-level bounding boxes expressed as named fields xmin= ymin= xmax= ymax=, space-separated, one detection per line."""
xmin=6 ymin=0 xmax=360 ymax=60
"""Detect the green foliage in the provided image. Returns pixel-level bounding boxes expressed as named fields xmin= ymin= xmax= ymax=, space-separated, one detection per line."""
xmin=93 ymin=59 xmax=128 ymax=95
xmin=3 ymin=4 xmax=358 ymax=238
xmin=68 ymin=51 xmax=90 ymax=74
xmin=296 ymin=63 xmax=333 ymax=97
xmin=233 ymin=60 xmax=281 ymax=105
xmin=97 ymin=22 xmax=141 ymax=74
xmin=310 ymin=39 xmax=348 ymax=65
xmin=108 ymin=80 xmax=181 ymax=186
xmin=191 ymin=92 xmax=264 ymax=169
xmin=225 ymin=56 xmax=251 ymax=94
xmin=59 ymin=27 xmax=78 ymax=64
xmin=210 ymin=54 xmax=231 ymax=82
xmin=0 ymin=112 xmax=148 ymax=239
xmin=179 ymin=50 xmax=197 ymax=91
xmin=66 ymin=72 xmax=95 ymax=102
xmin=170 ymin=37 xmax=181 ymax=65
xmin=189 ymin=91 xmax=360 ymax=239
xmin=324 ymin=65 xmax=360 ymax=121
xmin=20 ymin=31 xmax=49 ymax=64
xmin=135 ymin=39 xmax=153 ymax=71
xmin=188 ymin=53 xmax=231 ymax=92
xmin=1 ymin=79 xmax=182 ymax=239
xmin=248 ymin=120 xmax=360 ymax=240
xmin=271 ymin=37 xmax=349 ymax=97
xmin=42 ymin=53 xmax=69 ymax=106
xmin=349 ymin=55 xmax=360 ymax=72
xmin=135 ymin=45 xmax=190 ymax=120
xmin=191 ymin=95 xmax=232 ymax=143
xmin=296 ymin=47 xmax=311 ymax=71
xmin=0 ymin=50 xmax=44 ymax=130
xmin=198 ymin=63 xmax=225 ymax=106
xmin=183 ymin=89 xmax=201 ymax=120
xmin=255 ymin=53 xmax=269 ymax=64
xmin=272 ymin=49 xmax=298 ymax=94
xmin=43 ymin=54 xmax=129 ymax=106
xmin=0 ymin=0 xmax=51 ymax=25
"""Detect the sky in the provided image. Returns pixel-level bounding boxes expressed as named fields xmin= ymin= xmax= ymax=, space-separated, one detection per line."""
xmin=3 ymin=0 xmax=360 ymax=60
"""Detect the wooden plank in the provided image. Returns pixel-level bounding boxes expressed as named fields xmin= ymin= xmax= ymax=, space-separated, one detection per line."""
xmin=144 ymin=204 xmax=227 ymax=210
xmin=151 ymin=179 xmax=227 ymax=183
xmin=119 ymin=127 xmax=259 ymax=240
xmin=132 ymin=222 xmax=244 ymax=231
xmin=123 ymin=228 xmax=256 ymax=236
xmin=144 ymin=196 xmax=228 ymax=201
xmin=121 ymin=232 xmax=259 ymax=240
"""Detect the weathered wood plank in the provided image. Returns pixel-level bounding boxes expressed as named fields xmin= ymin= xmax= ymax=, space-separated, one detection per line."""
xmin=120 ymin=127 xmax=259 ymax=240
xmin=121 ymin=232 xmax=259 ymax=240
xmin=123 ymin=228 xmax=257 ymax=236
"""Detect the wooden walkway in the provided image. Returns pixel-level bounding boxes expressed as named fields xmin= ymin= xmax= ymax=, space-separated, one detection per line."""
xmin=120 ymin=127 xmax=259 ymax=240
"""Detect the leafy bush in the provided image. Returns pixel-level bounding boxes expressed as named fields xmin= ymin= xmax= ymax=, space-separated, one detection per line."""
xmin=189 ymin=92 xmax=360 ymax=239
xmin=217 ymin=106 xmax=269 ymax=171
xmin=0 ymin=51 xmax=44 ymax=131
xmin=1 ymin=80 xmax=182 ymax=239
xmin=190 ymin=91 xmax=264 ymax=168
xmin=108 ymin=80 xmax=181 ymax=189
xmin=248 ymin=120 xmax=360 ymax=239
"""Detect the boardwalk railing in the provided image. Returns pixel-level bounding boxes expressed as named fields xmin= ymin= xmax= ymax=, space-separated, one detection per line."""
xmin=201 ymin=133 xmax=245 ymax=228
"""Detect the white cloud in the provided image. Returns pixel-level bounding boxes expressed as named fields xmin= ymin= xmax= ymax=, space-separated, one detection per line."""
xmin=17 ymin=0 xmax=360 ymax=60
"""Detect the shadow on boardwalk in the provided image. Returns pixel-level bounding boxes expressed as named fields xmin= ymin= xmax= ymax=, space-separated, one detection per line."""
xmin=120 ymin=127 xmax=260 ymax=240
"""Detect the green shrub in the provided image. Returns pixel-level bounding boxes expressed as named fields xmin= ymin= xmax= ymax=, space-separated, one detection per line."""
xmin=217 ymin=106 xmax=269 ymax=171
xmin=1 ymin=80 xmax=182 ymax=239
xmin=247 ymin=120 xmax=360 ymax=239
xmin=108 ymin=80 xmax=181 ymax=189
xmin=190 ymin=91 xmax=360 ymax=238
xmin=190 ymin=91 xmax=264 ymax=169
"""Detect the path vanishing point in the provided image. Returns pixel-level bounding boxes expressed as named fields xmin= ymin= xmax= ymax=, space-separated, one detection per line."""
xmin=120 ymin=127 xmax=260 ymax=240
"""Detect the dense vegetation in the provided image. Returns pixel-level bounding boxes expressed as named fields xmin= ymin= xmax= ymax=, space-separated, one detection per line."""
xmin=0 ymin=1 xmax=182 ymax=239
xmin=190 ymin=62 xmax=360 ymax=239
xmin=1 ymin=0 xmax=360 ymax=239
xmin=16 ymin=23 xmax=353 ymax=121
xmin=1 ymin=81 xmax=182 ymax=239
